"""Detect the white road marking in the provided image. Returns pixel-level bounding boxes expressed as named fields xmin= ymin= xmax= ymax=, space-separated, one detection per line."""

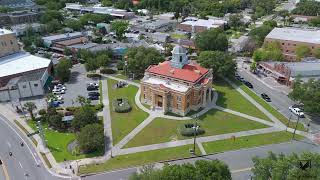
xmin=19 ymin=161 xmax=23 ymax=169
xmin=6 ymin=141 xmax=11 ymax=148
xmin=231 ymin=167 xmax=252 ymax=173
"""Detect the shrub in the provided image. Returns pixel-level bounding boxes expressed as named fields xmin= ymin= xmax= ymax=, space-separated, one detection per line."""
xmin=112 ymin=98 xmax=131 ymax=113
xmin=100 ymin=68 xmax=116 ymax=74
xmin=66 ymin=106 xmax=81 ymax=112
xmin=38 ymin=109 xmax=47 ymax=116
xmin=87 ymin=73 xmax=101 ymax=78
xmin=94 ymin=103 xmax=104 ymax=111
xmin=179 ymin=123 xmax=205 ymax=137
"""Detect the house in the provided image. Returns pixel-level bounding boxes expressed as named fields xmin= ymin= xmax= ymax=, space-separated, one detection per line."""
xmin=141 ymin=45 xmax=213 ymax=116
xmin=177 ymin=19 xmax=227 ymax=33
xmin=265 ymin=27 xmax=320 ymax=61
xmin=257 ymin=58 xmax=320 ymax=86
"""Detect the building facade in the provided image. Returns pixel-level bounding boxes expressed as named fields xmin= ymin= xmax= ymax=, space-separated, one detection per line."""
xmin=0 ymin=29 xmax=20 ymax=58
xmin=177 ymin=19 xmax=226 ymax=33
xmin=0 ymin=11 xmax=40 ymax=26
xmin=141 ymin=45 xmax=213 ymax=116
xmin=265 ymin=28 xmax=320 ymax=61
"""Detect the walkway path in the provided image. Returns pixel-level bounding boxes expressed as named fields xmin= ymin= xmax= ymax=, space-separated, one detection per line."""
xmin=101 ymin=78 xmax=113 ymax=152
xmin=114 ymin=127 xmax=281 ymax=156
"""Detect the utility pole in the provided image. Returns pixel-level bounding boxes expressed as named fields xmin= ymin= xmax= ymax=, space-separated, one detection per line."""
xmin=37 ymin=121 xmax=47 ymax=148
xmin=292 ymin=115 xmax=300 ymax=140
xmin=286 ymin=114 xmax=292 ymax=131
xmin=192 ymin=115 xmax=199 ymax=155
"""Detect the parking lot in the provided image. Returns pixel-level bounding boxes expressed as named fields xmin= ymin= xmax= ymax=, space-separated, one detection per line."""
xmin=60 ymin=64 xmax=99 ymax=107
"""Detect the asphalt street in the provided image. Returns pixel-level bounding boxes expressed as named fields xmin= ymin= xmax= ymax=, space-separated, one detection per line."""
xmin=82 ymin=139 xmax=320 ymax=180
xmin=237 ymin=68 xmax=320 ymax=133
xmin=0 ymin=114 xmax=61 ymax=180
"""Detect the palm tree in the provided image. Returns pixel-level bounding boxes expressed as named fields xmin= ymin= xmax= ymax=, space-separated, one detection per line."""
xmin=24 ymin=102 xmax=37 ymax=120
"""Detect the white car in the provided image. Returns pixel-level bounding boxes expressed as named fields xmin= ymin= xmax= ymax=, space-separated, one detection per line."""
xmin=289 ymin=106 xmax=305 ymax=118
xmin=54 ymin=84 xmax=66 ymax=91
xmin=87 ymin=82 xmax=99 ymax=88
xmin=55 ymin=95 xmax=64 ymax=101
xmin=52 ymin=89 xmax=65 ymax=95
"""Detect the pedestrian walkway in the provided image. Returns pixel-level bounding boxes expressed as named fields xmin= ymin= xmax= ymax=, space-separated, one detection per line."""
xmin=116 ymin=127 xmax=281 ymax=156
xmin=101 ymin=78 xmax=113 ymax=152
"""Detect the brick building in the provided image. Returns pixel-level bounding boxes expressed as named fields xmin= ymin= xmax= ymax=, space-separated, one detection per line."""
xmin=0 ymin=11 xmax=40 ymax=26
xmin=141 ymin=45 xmax=213 ymax=116
xmin=265 ymin=28 xmax=320 ymax=61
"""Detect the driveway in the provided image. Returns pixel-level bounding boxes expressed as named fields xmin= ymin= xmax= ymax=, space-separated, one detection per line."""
xmin=61 ymin=64 xmax=99 ymax=107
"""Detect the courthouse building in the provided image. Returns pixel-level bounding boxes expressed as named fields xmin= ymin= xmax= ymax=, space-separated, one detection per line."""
xmin=141 ymin=45 xmax=213 ymax=116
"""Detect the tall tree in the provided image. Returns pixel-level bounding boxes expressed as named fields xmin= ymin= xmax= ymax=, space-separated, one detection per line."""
xmin=72 ymin=105 xmax=98 ymax=131
xmin=197 ymin=51 xmax=235 ymax=77
xmin=111 ymin=20 xmax=129 ymax=40
xmin=55 ymin=58 xmax=72 ymax=82
xmin=195 ymin=28 xmax=228 ymax=51
xmin=77 ymin=123 xmax=104 ymax=153
xmin=126 ymin=47 xmax=164 ymax=77
xmin=130 ymin=160 xmax=231 ymax=180
xmin=24 ymin=102 xmax=37 ymax=120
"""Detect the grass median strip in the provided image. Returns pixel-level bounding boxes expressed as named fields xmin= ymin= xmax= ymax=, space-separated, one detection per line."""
xmin=213 ymin=79 xmax=271 ymax=121
xmin=14 ymin=119 xmax=38 ymax=146
xmin=125 ymin=109 xmax=269 ymax=148
xmin=40 ymin=152 xmax=52 ymax=169
xmin=107 ymin=78 xmax=148 ymax=145
xmin=203 ymin=131 xmax=304 ymax=154
xmin=79 ymin=144 xmax=200 ymax=175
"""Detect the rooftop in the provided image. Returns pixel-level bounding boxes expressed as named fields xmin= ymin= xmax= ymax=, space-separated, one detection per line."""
xmin=142 ymin=77 xmax=189 ymax=92
xmin=0 ymin=52 xmax=51 ymax=78
xmin=0 ymin=29 xmax=15 ymax=35
xmin=42 ymin=32 xmax=84 ymax=42
xmin=266 ymin=27 xmax=320 ymax=44
xmin=181 ymin=19 xmax=226 ymax=28
xmin=18 ymin=69 xmax=46 ymax=82
xmin=146 ymin=61 xmax=209 ymax=83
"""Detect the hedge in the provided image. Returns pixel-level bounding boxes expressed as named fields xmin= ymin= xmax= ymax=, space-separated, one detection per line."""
xmin=87 ymin=73 xmax=101 ymax=78
xmin=179 ymin=123 xmax=205 ymax=137
xmin=100 ymin=68 xmax=116 ymax=74
xmin=112 ymin=98 xmax=131 ymax=113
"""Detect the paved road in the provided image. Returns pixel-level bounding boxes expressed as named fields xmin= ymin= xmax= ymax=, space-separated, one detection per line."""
xmin=82 ymin=139 xmax=319 ymax=180
xmin=0 ymin=114 xmax=61 ymax=180
xmin=237 ymin=67 xmax=320 ymax=133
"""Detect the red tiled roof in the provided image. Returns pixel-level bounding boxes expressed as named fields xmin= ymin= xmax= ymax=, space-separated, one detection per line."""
xmin=146 ymin=61 xmax=209 ymax=82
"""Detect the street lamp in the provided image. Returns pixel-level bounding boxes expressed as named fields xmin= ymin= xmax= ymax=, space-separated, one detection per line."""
xmin=192 ymin=115 xmax=199 ymax=155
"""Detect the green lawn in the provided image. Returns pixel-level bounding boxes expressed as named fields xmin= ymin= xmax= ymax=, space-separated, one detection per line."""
xmin=125 ymin=109 xmax=269 ymax=148
xmin=27 ymin=121 xmax=103 ymax=162
xmin=79 ymin=144 xmax=200 ymax=175
xmin=230 ymin=78 xmax=305 ymax=131
xmin=203 ymin=131 xmax=304 ymax=154
xmin=213 ymin=79 xmax=271 ymax=121
xmin=114 ymin=73 xmax=141 ymax=84
xmin=170 ymin=33 xmax=188 ymax=39
xmin=108 ymin=78 xmax=149 ymax=145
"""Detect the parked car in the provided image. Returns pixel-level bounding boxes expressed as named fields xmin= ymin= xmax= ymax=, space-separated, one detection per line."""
xmin=292 ymin=104 xmax=304 ymax=111
xmin=87 ymin=82 xmax=99 ymax=88
xmin=244 ymin=81 xmax=253 ymax=88
xmin=289 ymin=106 xmax=305 ymax=118
xmin=49 ymin=101 xmax=60 ymax=107
xmin=88 ymin=95 xmax=99 ymax=100
xmin=261 ymin=93 xmax=271 ymax=102
xmin=87 ymin=85 xmax=98 ymax=91
xmin=55 ymin=95 xmax=64 ymax=101
xmin=52 ymin=89 xmax=65 ymax=95
xmin=55 ymin=84 xmax=66 ymax=90
xmin=88 ymin=92 xmax=100 ymax=96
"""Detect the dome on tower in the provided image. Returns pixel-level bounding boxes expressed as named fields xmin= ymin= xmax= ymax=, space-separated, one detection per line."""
xmin=170 ymin=44 xmax=189 ymax=69
xmin=171 ymin=45 xmax=186 ymax=54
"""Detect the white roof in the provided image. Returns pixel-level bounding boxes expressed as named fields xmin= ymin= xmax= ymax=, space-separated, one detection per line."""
xmin=0 ymin=52 xmax=51 ymax=78
xmin=42 ymin=32 xmax=83 ymax=42
xmin=181 ymin=19 xmax=226 ymax=28
xmin=266 ymin=28 xmax=320 ymax=44
xmin=143 ymin=77 xmax=189 ymax=92
xmin=0 ymin=28 xmax=15 ymax=35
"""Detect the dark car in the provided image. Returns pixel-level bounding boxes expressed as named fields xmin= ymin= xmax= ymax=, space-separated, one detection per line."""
xmin=88 ymin=92 xmax=100 ymax=96
xmin=88 ymin=95 xmax=99 ymax=100
xmin=87 ymin=85 xmax=98 ymax=91
xmin=244 ymin=81 xmax=253 ymax=88
xmin=261 ymin=93 xmax=271 ymax=102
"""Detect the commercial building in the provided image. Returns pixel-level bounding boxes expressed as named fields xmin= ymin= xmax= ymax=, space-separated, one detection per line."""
xmin=258 ymin=58 xmax=320 ymax=86
xmin=265 ymin=27 xmax=320 ymax=61
xmin=42 ymin=32 xmax=86 ymax=48
xmin=65 ymin=3 xmax=135 ymax=19
xmin=177 ymin=18 xmax=226 ymax=33
xmin=0 ymin=0 xmax=34 ymax=8
xmin=0 ymin=29 xmax=53 ymax=101
xmin=11 ymin=23 xmax=41 ymax=36
xmin=0 ymin=11 xmax=40 ymax=26
xmin=144 ymin=19 xmax=174 ymax=31
xmin=141 ymin=45 xmax=213 ymax=116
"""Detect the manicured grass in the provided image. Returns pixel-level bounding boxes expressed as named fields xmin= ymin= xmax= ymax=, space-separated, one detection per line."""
xmin=203 ymin=131 xmax=304 ymax=154
xmin=230 ymin=78 xmax=305 ymax=131
xmin=125 ymin=109 xmax=269 ymax=148
xmin=79 ymin=144 xmax=200 ymax=175
xmin=213 ymin=79 xmax=271 ymax=121
xmin=170 ymin=33 xmax=188 ymax=39
xmin=115 ymin=73 xmax=141 ymax=83
xmin=27 ymin=121 xmax=103 ymax=162
xmin=108 ymin=78 xmax=149 ymax=145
